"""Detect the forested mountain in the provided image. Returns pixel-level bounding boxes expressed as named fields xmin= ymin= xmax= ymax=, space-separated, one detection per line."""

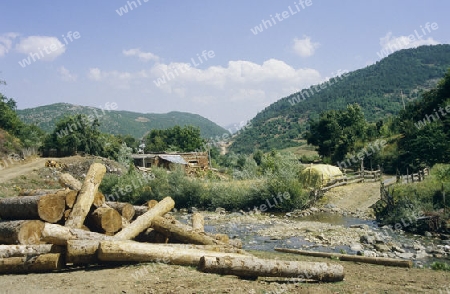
xmin=230 ymin=45 xmax=450 ymax=153
xmin=17 ymin=103 xmax=228 ymax=139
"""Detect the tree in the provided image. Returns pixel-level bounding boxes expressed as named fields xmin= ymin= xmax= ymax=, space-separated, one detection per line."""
xmin=396 ymin=69 xmax=450 ymax=171
xmin=144 ymin=126 xmax=204 ymax=153
xmin=306 ymin=103 xmax=369 ymax=163
xmin=44 ymin=114 xmax=104 ymax=156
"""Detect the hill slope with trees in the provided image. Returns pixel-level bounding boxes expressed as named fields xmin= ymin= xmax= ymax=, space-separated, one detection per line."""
xmin=17 ymin=103 xmax=228 ymax=139
xmin=230 ymin=44 xmax=450 ymax=153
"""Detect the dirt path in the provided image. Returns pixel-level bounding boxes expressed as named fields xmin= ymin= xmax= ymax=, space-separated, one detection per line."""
xmin=0 ymin=157 xmax=50 ymax=184
xmin=318 ymin=181 xmax=382 ymax=217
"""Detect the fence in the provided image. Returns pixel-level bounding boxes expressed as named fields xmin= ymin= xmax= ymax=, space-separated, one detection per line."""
xmin=308 ymin=166 xmax=382 ymax=204
xmin=379 ymin=167 xmax=430 ymax=207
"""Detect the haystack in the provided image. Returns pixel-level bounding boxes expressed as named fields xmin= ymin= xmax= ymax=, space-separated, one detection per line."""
xmin=300 ymin=164 xmax=343 ymax=188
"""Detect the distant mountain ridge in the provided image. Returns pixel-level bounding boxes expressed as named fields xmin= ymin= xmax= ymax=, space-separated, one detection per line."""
xmin=17 ymin=103 xmax=228 ymax=139
xmin=230 ymin=44 xmax=450 ymax=153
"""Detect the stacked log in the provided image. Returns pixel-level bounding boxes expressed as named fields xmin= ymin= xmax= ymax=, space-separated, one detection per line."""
xmin=0 ymin=162 xmax=345 ymax=283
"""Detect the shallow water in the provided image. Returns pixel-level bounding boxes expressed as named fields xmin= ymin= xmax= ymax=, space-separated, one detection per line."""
xmin=201 ymin=212 xmax=449 ymax=267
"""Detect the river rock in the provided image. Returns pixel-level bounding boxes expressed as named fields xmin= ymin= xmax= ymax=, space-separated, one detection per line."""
xmin=414 ymin=250 xmax=430 ymax=259
xmin=374 ymin=244 xmax=390 ymax=252
xmin=424 ymin=231 xmax=433 ymax=237
xmin=350 ymin=243 xmax=363 ymax=252
xmin=392 ymin=245 xmax=405 ymax=253
xmin=310 ymin=207 xmax=319 ymax=213
xmin=363 ymin=250 xmax=377 ymax=257
xmin=215 ymin=207 xmax=226 ymax=214
xmin=396 ymin=252 xmax=414 ymax=259
xmin=360 ymin=235 xmax=375 ymax=244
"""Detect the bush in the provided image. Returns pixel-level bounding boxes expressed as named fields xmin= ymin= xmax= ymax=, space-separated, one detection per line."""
xmin=374 ymin=163 xmax=450 ymax=233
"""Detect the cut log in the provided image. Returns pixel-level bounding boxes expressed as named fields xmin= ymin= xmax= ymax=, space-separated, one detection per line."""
xmin=59 ymin=173 xmax=82 ymax=190
xmin=66 ymin=240 xmax=102 ymax=264
xmin=158 ymin=244 xmax=250 ymax=255
xmin=147 ymin=199 xmax=158 ymax=209
xmin=94 ymin=191 xmax=106 ymax=208
xmin=19 ymin=189 xmax=64 ymax=196
xmin=63 ymin=209 xmax=71 ymax=221
xmin=274 ymin=248 xmax=413 ymax=268
xmin=151 ymin=216 xmax=225 ymax=246
xmin=41 ymin=223 xmax=115 ymax=245
xmin=198 ymin=255 xmax=345 ymax=282
xmin=89 ymin=207 xmax=122 ymax=234
xmin=0 ymin=193 xmax=67 ymax=223
xmin=65 ymin=163 xmax=106 ymax=228
xmin=0 ymin=253 xmax=63 ymax=274
xmin=121 ymin=217 xmax=130 ymax=229
xmin=105 ymin=202 xmax=135 ymax=221
xmin=133 ymin=205 xmax=148 ymax=218
xmin=0 ymin=244 xmax=63 ymax=258
xmin=0 ymin=220 xmax=44 ymax=245
xmin=98 ymin=240 xmax=247 ymax=267
xmin=37 ymin=193 xmax=66 ymax=223
xmin=192 ymin=213 xmax=204 ymax=232
xmin=65 ymin=190 xmax=78 ymax=208
xmin=134 ymin=228 xmax=168 ymax=243
xmin=113 ymin=197 xmax=175 ymax=240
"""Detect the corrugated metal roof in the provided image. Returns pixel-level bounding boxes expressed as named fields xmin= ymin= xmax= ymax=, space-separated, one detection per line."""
xmin=159 ymin=155 xmax=187 ymax=165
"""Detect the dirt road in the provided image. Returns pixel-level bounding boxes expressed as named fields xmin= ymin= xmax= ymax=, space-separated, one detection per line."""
xmin=0 ymin=157 xmax=49 ymax=184
xmin=318 ymin=181 xmax=382 ymax=217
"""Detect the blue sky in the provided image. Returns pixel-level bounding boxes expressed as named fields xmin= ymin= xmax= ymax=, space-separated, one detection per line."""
xmin=0 ymin=0 xmax=448 ymax=126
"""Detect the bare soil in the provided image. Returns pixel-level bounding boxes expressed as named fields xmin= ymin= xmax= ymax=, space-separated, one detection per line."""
xmin=0 ymin=157 xmax=449 ymax=293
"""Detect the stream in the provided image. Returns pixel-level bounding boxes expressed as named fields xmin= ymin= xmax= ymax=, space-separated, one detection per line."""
xmin=188 ymin=212 xmax=450 ymax=267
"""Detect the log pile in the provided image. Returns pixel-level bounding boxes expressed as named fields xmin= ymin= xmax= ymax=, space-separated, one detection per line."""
xmin=0 ymin=163 xmax=344 ymax=282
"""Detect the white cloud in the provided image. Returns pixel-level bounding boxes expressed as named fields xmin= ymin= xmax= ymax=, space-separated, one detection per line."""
xmin=0 ymin=32 xmax=19 ymax=57
xmin=86 ymin=58 xmax=322 ymax=124
xmin=292 ymin=36 xmax=320 ymax=57
xmin=123 ymin=48 xmax=159 ymax=62
xmin=16 ymin=36 xmax=66 ymax=61
xmin=58 ymin=66 xmax=77 ymax=82
xmin=378 ymin=32 xmax=439 ymax=57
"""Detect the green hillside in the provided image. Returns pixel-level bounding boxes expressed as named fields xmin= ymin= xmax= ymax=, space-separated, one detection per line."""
xmin=17 ymin=103 xmax=228 ymax=139
xmin=230 ymin=44 xmax=450 ymax=153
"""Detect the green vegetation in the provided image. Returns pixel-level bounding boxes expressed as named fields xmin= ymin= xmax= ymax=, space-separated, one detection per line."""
xmin=431 ymin=261 xmax=450 ymax=271
xmin=230 ymin=45 xmax=450 ymax=153
xmin=0 ymin=83 xmax=44 ymax=155
xmin=305 ymin=103 xmax=377 ymax=164
xmin=373 ymin=164 xmax=450 ymax=233
xmin=17 ymin=103 xmax=228 ymax=139
xmin=144 ymin=126 xmax=204 ymax=152
xmin=99 ymin=151 xmax=309 ymax=212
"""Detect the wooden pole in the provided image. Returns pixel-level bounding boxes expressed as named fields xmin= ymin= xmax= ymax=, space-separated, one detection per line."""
xmin=0 ymin=253 xmax=63 ymax=274
xmin=191 ymin=213 xmax=204 ymax=232
xmin=198 ymin=255 xmax=344 ymax=282
xmin=41 ymin=223 xmax=115 ymax=245
xmin=65 ymin=163 xmax=106 ymax=229
xmin=151 ymin=215 xmax=226 ymax=246
xmin=113 ymin=196 xmax=175 ymax=240
xmin=274 ymin=248 xmax=413 ymax=268
xmin=0 ymin=244 xmax=63 ymax=258
xmin=98 ymin=240 xmax=248 ymax=266
xmin=59 ymin=173 xmax=82 ymax=190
